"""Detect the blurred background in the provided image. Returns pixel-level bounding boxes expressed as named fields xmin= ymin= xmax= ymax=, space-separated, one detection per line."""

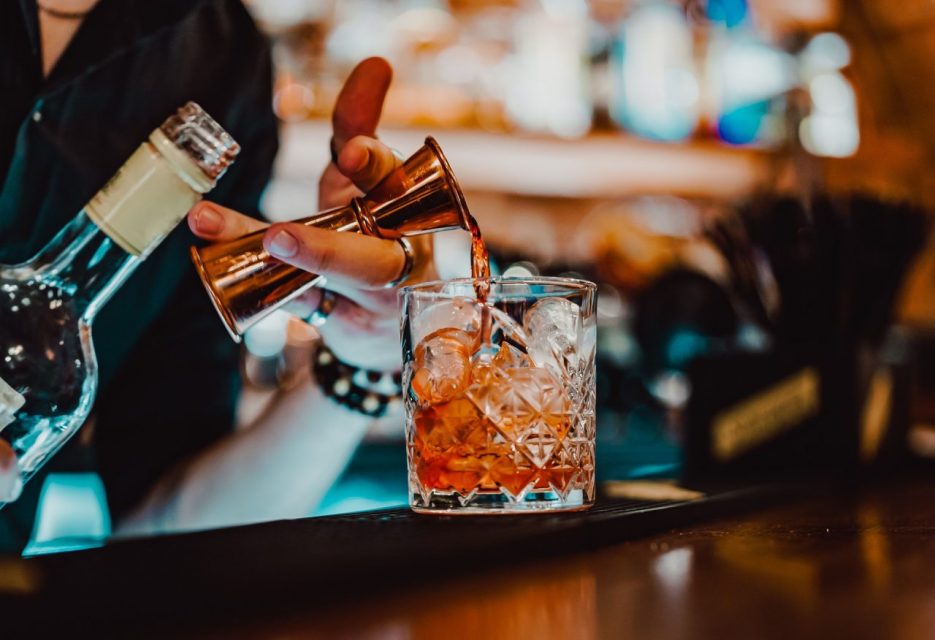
xmin=29 ymin=0 xmax=935 ymax=552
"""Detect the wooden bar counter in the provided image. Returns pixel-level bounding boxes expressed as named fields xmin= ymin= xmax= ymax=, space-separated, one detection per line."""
xmin=4 ymin=476 xmax=935 ymax=638
xmin=205 ymin=477 xmax=935 ymax=640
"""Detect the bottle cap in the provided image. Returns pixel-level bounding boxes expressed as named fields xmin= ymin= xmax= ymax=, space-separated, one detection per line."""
xmin=159 ymin=102 xmax=240 ymax=181
xmin=87 ymin=103 xmax=240 ymax=257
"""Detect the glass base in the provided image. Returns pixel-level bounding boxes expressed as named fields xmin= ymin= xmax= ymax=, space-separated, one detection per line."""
xmin=410 ymin=488 xmax=593 ymax=515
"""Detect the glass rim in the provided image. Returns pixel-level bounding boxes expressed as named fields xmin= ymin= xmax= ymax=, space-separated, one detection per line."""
xmin=401 ymin=276 xmax=597 ymax=300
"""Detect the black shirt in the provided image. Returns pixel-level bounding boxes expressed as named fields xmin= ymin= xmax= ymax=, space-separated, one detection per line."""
xmin=0 ymin=0 xmax=278 ymax=550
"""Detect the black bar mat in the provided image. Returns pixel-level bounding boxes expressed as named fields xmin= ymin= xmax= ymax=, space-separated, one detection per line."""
xmin=0 ymin=484 xmax=790 ymax=633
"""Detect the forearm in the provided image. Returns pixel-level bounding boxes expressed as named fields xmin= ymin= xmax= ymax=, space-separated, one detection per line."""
xmin=116 ymin=376 xmax=373 ymax=535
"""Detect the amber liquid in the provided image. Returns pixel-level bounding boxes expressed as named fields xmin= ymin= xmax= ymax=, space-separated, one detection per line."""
xmin=467 ymin=213 xmax=490 ymax=303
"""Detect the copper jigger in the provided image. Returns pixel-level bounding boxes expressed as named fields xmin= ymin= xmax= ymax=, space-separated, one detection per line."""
xmin=191 ymin=136 xmax=472 ymax=342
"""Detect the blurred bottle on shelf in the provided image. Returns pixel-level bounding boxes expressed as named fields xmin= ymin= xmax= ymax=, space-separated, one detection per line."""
xmin=798 ymin=33 xmax=860 ymax=158
xmin=704 ymin=31 xmax=797 ymax=146
xmin=248 ymin=0 xmax=859 ymax=161
xmin=505 ymin=0 xmax=592 ymax=138
xmin=246 ymin=0 xmax=334 ymax=121
xmin=610 ymin=1 xmax=699 ymax=142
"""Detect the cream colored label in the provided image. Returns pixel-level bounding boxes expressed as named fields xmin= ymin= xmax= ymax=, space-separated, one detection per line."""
xmin=86 ymin=142 xmax=201 ymax=257
xmin=712 ymin=367 xmax=820 ymax=461
xmin=0 ymin=376 xmax=25 ymax=432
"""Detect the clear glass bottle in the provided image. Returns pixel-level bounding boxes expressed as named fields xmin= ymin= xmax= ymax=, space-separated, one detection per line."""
xmin=0 ymin=103 xmax=239 ymax=503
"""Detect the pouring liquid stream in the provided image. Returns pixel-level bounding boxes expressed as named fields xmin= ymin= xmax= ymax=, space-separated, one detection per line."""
xmin=466 ymin=213 xmax=495 ymax=348
xmin=467 ymin=213 xmax=490 ymax=303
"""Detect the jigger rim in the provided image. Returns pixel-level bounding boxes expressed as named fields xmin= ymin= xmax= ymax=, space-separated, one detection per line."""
xmin=190 ymin=245 xmax=244 ymax=343
xmin=423 ymin=136 xmax=472 ymax=230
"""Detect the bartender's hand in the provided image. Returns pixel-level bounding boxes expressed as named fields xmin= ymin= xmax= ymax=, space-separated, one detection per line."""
xmin=188 ymin=57 xmax=434 ymax=371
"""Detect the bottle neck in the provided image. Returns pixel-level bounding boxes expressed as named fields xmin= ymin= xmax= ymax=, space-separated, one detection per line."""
xmin=33 ymin=211 xmax=139 ymax=322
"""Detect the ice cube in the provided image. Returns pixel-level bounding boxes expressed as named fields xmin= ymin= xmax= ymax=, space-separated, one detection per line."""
xmin=413 ymin=298 xmax=481 ymax=349
xmin=411 ymin=329 xmax=474 ymax=406
xmin=523 ymin=297 xmax=582 ymax=379
xmin=469 ymin=348 xmax=496 ymax=386
xmin=488 ymin=306 xmax=530 ymax=350
xmin=491 ymin=342 xmax=530 ymax=371
xmin=469 ymin=342 xmax=530 ymax=388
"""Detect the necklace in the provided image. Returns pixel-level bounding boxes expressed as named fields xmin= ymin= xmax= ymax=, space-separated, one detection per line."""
xmin=36 ymin=1 xmax=97 ymax=20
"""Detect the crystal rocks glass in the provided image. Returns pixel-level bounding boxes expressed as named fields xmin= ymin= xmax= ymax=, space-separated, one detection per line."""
xmin=401 ymin=277 xmax=597 ymax=514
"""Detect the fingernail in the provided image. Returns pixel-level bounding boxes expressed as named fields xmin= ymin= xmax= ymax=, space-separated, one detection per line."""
xmin=194 ymin=205 xmax=223 ymax=235
xmin=268 ymin=229 xmax=299 ymax=258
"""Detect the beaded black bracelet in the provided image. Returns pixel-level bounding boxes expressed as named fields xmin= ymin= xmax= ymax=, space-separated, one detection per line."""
xmin=312 ymin=343 xmax=403 ymax=418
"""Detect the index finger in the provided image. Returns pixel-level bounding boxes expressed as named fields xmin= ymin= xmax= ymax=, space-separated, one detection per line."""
xmin=263 ymin=222 xmax=406 ymax=290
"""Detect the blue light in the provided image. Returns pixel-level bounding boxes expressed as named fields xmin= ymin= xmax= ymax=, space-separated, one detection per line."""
xmin=23 ymin=473 xmax=111 ymax=556
xmin=665 ymin=327 xmax=709 ymax=368
xmin=717 ymin=100 xmax=769 ymax=145
xmin=707 ymin=0 xmax=748 ymax=29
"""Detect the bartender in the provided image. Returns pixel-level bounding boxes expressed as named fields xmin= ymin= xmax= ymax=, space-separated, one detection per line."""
xmin=0 ymin=0 xmax=423 ymax=549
